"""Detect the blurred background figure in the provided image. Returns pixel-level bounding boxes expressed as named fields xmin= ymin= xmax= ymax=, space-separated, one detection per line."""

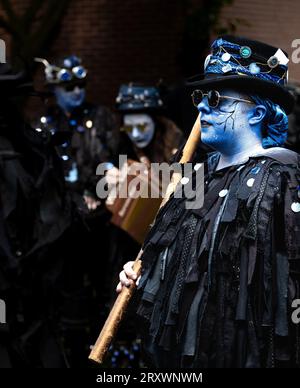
xmin=106 ymin=83 xmax=184 ymax=286
xmin=32 ymin=55 xmax=120 ymax=367
xmin=101 ymin=83 xmax=184 ymax=367
xmin=115 ymin=83 xmax=184 ymax=161
xmin=0 ymin=63 xmax=77 ymax=367
xmin=34 ymin=55 xmax=118 ymax=206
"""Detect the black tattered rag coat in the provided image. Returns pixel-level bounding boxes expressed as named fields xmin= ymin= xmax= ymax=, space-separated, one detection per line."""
xmin=136 ymin=147 xmax=300 ymax=368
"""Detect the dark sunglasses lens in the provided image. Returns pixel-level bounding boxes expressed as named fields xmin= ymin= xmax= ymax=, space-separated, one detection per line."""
xmin=64 ymin=84 xmax=75 ymax=92
xmin=120 ymin=125 xmax=132 ymax=133
xmin=64 ymin=82 xmax=85 ymax=92
xmin=207 ymin=90 xmax=220 ymax=107
xmin=137 ymin=123 xmax=147 ymax=132
xmin=192 ymin=90 xmax=203 ymax=107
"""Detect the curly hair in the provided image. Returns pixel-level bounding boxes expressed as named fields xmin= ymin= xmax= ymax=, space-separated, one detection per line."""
xmin=250 ymin=95 xmax=288 ymax=148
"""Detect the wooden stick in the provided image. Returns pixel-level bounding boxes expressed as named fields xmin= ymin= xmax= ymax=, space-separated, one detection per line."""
xmin=160 ymin=115 xmax=201 ymax=207
xmin=89 ymin=115 xmax=201 ymax=364
xmin=89 ymin=251 xmax=143 ymax=364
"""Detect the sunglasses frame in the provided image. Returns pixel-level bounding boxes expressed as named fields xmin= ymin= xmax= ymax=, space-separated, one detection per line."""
xmin=191 ymin=89 xmax=254 ymax=108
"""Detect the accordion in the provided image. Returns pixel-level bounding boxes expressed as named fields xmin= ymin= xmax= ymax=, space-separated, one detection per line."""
xmin=106 ymin=159 xmax=163 ymax=244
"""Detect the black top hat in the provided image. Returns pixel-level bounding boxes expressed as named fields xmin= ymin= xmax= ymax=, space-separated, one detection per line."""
xmin=0 ymin=63 xmax=33 ymax=97
xmin=187 ymin=35 xmax=295 ymax=114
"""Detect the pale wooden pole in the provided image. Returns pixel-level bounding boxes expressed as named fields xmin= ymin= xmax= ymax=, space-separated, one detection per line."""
xmin=89 ymin=115 xmax=201 ymax=364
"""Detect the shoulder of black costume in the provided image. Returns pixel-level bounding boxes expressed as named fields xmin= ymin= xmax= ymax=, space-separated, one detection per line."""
xmin=254 ymin=147 xmax=299 ymax=169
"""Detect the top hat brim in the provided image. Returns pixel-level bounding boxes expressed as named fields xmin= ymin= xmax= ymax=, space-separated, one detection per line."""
xmin=0 ymin=65 xmax=34 ymax=96
xmin=117 ymin=105 xmax=165 ymax=115
xmin=186 ymin=74 xmax=295 ymax=114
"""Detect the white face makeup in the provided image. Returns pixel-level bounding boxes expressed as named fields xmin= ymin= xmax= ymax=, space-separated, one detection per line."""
xmin=123 ymin=113 xmax=155 ymax=148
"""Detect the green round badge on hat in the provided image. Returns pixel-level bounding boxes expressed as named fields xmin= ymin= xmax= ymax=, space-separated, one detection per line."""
xmin=240 ymin=46 xmax=252 ymax=58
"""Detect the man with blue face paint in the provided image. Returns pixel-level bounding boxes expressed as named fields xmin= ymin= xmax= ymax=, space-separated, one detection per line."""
xmin=35 ymin=55 xmax=118 ymax=210
xmin=195 ymin=88 xmax=281 ymax=169
xmin=54 ymin=83 xmax=86 ymax=113
xmin=34 ymin=56 xmax=119 ymax=366
xmin=117 ymin=36 xmax=300 ymax=368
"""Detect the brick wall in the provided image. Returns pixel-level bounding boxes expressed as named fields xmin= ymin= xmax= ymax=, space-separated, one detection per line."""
xmin=47 ymin=1 xmax=186 ymax=105
xmin=1 ymin=0 xmax=300 ymax=117
xmin=1 ymin=0 xmax=186 ymax=114
xmin=218 ymin=0 xmax=300 ymax=83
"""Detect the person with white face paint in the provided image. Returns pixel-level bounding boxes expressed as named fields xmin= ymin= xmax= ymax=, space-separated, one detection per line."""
xmin=123 ymin=113 xmax=155 ymax=149
xmin=102 ymin=84 xmax=184 ymax=367
xmin=114 ymin=84 xmax=184 ymax=164
xmin=35 ymin=55 xmax=118 ymax=211
xmin=106 ymin=84 xmax=184 ymax=223
xmin=117 ymin=36 xmax=300 ymax=368
xmin=106 ymin=83 xmax=184 ymax=280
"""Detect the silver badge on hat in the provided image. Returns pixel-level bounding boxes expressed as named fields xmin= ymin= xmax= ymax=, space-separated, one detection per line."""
xmin=267 ymin=48 xmax=289 ymax=69
xmin=222 ymin=64 xmax=232 ymax=73
xmin=221 ymin=52 xmax=231 ymax=62
xmin=249 ymin=63 xmax=261 ymax=74
xmin=267 ymin=56 xmax=279 ymax=69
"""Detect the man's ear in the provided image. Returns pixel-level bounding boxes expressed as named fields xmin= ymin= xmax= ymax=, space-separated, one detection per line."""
xmin=248 ymin=105 xmax=267 ymax=125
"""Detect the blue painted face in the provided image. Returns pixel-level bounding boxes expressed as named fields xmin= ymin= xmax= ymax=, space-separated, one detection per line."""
xmin=197 ymin=89 xmax=261 ymax=155
xmin=54 ymin=85 xmax=86 ymax=113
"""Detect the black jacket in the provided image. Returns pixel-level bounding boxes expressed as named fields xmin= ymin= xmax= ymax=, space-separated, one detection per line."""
xmin=136 ymin=147 xmax=300 ymax=368
xmin=0 ymin=103 xmax=77 ymax=367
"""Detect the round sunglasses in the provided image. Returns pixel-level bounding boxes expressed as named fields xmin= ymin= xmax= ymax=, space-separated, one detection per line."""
xmin=64 ymin=81 xmax=86 ymax=92
xmin=191 ymin=89 xmax=253 ymax=108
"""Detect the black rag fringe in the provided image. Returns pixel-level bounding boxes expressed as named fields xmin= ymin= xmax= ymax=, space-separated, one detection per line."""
xmin=136 ymin=151 xmax=300 ymax=368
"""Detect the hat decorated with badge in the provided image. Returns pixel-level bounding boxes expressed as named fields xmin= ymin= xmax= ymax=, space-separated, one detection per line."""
xmin=187 ymin=35 xmax=295 ymax=114
xmin=35 ymin=55 xmax=88 ymax=86
xmin=116 ymin=83 xmax=164 ymax=113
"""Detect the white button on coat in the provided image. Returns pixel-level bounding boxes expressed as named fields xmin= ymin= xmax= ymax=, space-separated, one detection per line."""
xmin=247 ymin=178 xmax=255 ymax=187
xmin=219 ymin=189 xmax=228 ymax=197
xmin=291 ymin=202 xmax=300 ymax=213
xmin=180 ymin=177 xmax=189 ymax=185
